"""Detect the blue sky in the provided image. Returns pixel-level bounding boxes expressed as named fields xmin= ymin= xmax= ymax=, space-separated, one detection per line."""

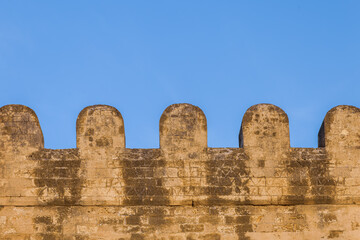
xmin=0 ymin=1 xmax=359 ymax=149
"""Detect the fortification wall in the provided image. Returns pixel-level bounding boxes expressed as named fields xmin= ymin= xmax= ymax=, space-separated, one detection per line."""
xmin=0 ymin=103 xmax=359 ymax=239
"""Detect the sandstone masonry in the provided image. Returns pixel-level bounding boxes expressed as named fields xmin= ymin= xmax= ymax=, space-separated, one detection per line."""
xmin=0 ymin=103 xmax=359 ymax=239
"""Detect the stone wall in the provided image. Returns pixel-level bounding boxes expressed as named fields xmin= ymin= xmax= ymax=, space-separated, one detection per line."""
xmin=0 ymin=103 xmax=359 ymax=239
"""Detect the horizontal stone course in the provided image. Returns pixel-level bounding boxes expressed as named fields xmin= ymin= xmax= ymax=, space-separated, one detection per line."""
xmin=1 ymin=205 xmax=360 ymax=239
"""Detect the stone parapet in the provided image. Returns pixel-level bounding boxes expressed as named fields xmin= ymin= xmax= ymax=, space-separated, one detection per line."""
xmin=0 ymin=103 xmax=359 ymax=239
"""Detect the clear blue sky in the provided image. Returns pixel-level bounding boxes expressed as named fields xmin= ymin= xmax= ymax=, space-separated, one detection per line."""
xmin=0 ymin=1 xmax=359 ymax=149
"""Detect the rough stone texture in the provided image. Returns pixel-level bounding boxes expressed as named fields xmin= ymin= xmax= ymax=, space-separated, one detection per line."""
xmin=0 ymin=103 xmax=360 ymax=239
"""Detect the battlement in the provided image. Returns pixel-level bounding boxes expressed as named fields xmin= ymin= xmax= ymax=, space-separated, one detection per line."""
xmin=1 ymin=103 xmax=360 ymax=239
xmin=1 ymin=103 xmax=360 ymax=206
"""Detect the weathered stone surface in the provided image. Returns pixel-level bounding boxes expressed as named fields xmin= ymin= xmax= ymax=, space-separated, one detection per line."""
xmin=76 ymin=105 xmax=126 ymax=205
xmin=240 ymin=104 xmax=290 ymax=177
xmin=77 ymin=104 xmax=125 ymax=152
xmin=160 ymin=103 xmax=207 ymax=151
xmin=1 ymin=205 xmax=360 ymax=239
xmin=0 ymin=103 xmax=359 ymax=239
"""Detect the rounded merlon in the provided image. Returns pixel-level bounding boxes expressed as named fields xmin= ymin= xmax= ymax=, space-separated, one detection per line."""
xmin=319 ymin=105 xmax=360 ymax=149
xmin=0 ymin=104 xmax=44 ymax=150
xmin=160 ymin=103 xmax=207 ymax=150
xmin=239 ymin=103 xmax=290 ymax=149
xmin=76 ymin=105 xmax=125 ymax=149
